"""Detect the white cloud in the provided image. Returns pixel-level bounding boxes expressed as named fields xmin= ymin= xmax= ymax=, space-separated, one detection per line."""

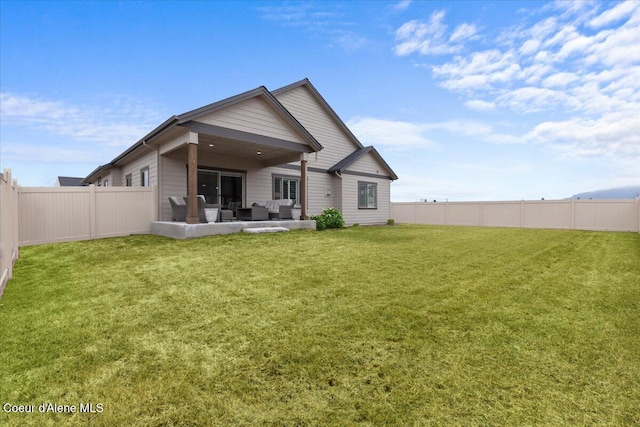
xmin=541 ymin=71 xmax=580 ymax=87
xmin=258 ymin=3 xmax=366 ymax=53
xmin=393 ymin=0 xmax=412 ymax=12
xmin=465 ymin=99 xmax=496 ymax=111
xmin=347 ymin=116 xmax=521 ymax=149
xmin=395 ymin=1 xmax=640 ymax=165
xmin=347 ymin=116 xmax=438 ymax=149
xmin=0 ymin=93 xmax=164 ymax=147
xmin=450 ymin=23 xmax=477 ymax=43
xmin=588 ymin=0 xmax=639 ymax=28
xmin=525 ymin=112 xmax=640 ymax=158
xmin=394 ymin=11 xmax=475 ymax=56
xmin=1 ymin=144 xmax=108 ymax=164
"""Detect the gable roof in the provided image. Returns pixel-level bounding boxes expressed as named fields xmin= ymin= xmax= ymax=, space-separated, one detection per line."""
xmin=272 ymin=79 xmax=364 ymax=151
xmin=87 ymin=85 xmax=323 ymax=180
xmin=328 ymin=146 xmax=398 ymax=181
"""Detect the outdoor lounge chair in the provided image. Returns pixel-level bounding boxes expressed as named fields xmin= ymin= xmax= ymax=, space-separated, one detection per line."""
xmin=168 ymin=196 xmax=187 ymax=222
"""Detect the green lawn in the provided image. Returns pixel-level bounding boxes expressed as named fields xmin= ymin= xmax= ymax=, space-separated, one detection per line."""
xmin=1 ymin=225 xmax=639 ymax=426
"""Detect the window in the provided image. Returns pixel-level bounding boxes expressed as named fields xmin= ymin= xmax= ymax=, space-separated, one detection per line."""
xmin=103 ymin=179 xmax=109 ymax=187
xmin=140 ymin=167 xmax=149 ymax=187
xmin=273 ymin=175 xmax=299 ymax=205
xmin=125 ymin=174 xmax=132 ymax=187
xmin=358 ymin=182 xmax=377 ymax=209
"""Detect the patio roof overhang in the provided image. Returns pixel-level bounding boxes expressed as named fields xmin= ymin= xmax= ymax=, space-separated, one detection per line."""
xmin=183 ymin=121 xmax=317 ymax=167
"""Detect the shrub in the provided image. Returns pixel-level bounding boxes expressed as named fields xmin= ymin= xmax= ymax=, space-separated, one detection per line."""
xmin=387 ymin=219 xmax=395 ymax=226
xmin=311 ymin=207 xmax=345 ymax=231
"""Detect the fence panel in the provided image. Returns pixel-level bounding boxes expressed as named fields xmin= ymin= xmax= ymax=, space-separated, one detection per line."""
xmin=523 ymin=201 xmax=573 ymax=229
xmin=19 ymin=185 xmax=158 ymax=246
xmin=391 ymin=199 xmax=640 ymax=232
xmin=0 ymin=169 xmax=20 ymax=297
xmin=574 ymin=200 xmax=640 ymax=232
xmin=95 ymin=187 xmax=158 ymax=238
xmin=483 ymin=201 xmax=521 ymax=228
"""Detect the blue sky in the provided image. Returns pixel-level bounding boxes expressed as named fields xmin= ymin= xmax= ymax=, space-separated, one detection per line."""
xmin=1 ymin=0 xmax=638 ymax=201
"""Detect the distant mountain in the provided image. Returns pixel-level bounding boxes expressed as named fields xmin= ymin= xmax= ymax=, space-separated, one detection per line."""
xmin=570 ymin=186 xmax=640 ymax=200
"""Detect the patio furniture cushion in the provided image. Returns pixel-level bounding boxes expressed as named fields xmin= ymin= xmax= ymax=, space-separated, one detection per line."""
xmin=263 ymin=199 xmax=294 ymax=214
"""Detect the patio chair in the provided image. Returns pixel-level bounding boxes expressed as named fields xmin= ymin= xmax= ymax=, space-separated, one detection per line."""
xmin=168 ymin=196 xmax=187 ymax=222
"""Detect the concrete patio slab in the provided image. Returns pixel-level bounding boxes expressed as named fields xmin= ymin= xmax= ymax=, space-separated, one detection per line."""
xmin=151 ymin=220 xmax=315 ymax=239
xmin=243 ymin=227 xmax=289 ymax=234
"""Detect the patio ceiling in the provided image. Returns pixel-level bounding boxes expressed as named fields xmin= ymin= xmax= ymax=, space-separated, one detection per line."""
xmin=184 ymin=121 xmax=315 ymax=166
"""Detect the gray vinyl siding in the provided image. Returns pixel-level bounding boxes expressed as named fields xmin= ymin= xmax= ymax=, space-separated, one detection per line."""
xmin=275 ymin=86 xmax=360 ymax=170
xmin=341 ymin=175 xmax=391 ymax=225
xmin=346 ymin=151 xmax=390 ymax=176
xmin=120 ymin=149 xmax=158 ymax=188
xmin=306 ymin=172 xmax=336 ymax=217
xmin=245 ymin=168 xmax=274 ymax=205
xmin=160 ymin=151 xmax=187 ymax=221
xmin=196 ymin=96 xmax=308 ymax=144
xmin=109 ymin=169 xmax=121 ymax=186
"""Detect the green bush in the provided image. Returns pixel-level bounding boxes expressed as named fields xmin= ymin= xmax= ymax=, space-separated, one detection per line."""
xmin=311 ymin=207 xmax=345 ymax=231
xmin=387 ymin=219 xmax=395 ymax=226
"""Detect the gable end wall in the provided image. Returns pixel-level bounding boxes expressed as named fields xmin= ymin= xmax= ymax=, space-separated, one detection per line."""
xmin=275 ymin=86 xmax=359 ymax=170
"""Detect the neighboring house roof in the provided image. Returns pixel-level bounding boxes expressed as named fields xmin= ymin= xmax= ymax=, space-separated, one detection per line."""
xmin=272 ymin=78 xmax=364 ymax=151
xmin=57 ymin=176 xmax=86 ymax=186
xmin=328 ymin=146 xmax=399 ymax=181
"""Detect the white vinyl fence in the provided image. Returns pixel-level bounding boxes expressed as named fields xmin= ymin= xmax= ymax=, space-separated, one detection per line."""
xmin=0 ymin=169 xmax=20 ymax=296
xmin=391 ymin=199 xmax=640 ymax=232
xmin=18 ymin=185 xmax=158 ymax=246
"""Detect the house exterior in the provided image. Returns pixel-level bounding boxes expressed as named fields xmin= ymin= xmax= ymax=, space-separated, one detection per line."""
xmin=85 ymin=79 xmax=398 ymax=225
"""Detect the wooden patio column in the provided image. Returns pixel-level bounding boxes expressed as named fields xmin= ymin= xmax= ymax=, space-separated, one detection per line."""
xmin=300 ymin=153 xmax=308 ymax=220
xmin=186 ymin=132 xmax=199 ymax=224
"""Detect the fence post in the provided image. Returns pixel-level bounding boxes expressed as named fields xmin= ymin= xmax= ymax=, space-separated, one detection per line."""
xmin=151 ymin=185 xmax=159 ymax=222
xmin=89 ymin=185 xmax=97 ymax=239
xmin=636 ymin=197 xmax=640 ymax=233
xmin=445 ymin=201 xmax=449 ymax=225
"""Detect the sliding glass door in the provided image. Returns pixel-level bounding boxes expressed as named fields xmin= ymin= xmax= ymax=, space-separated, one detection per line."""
xmin=195 ymin=169 xmax=243 ymax=206
xmin=220 ymin=174 xmax=243 ymax=206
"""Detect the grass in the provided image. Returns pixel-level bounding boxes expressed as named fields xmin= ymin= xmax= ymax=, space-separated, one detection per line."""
xmin=1 ymin=225 xmax=639 ymax=426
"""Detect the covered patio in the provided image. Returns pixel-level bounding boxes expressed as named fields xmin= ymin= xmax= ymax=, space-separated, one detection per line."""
xmin=143 ymin=86 xmax=324 ymax=225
